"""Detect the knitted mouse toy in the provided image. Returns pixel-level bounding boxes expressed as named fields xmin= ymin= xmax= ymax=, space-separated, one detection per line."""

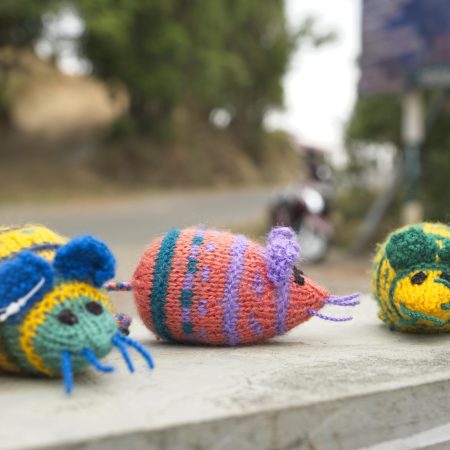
xmin=106 ymin=226 xmax=359 ymax=345
xmin=0 ymin=225 xmax=154 ymax=393
xmin=372 ymin=222 xmax=450 ymax=332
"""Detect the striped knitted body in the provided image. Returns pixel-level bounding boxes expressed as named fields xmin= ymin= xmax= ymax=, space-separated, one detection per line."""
xmin=132 ymin=227 xmax=356 ymax=345
xmin=0 ymin=225 xmax=153 ymax=393
xmin=373 ymin=222 xmax=450 ymax=332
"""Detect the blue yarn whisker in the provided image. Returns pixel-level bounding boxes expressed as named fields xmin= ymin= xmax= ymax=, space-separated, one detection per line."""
xmin=116 ymin=333 xmax=154 ymax=370
xmin=112 ymin=333 xmax=135 ymax=373
xmin=61 ymin=350 xmax=73 ymax=395
xmin=81 ymin=348 xmax=115 ymax=373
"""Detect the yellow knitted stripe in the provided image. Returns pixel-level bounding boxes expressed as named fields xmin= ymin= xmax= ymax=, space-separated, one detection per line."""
xmin=19 ymin=282 xmax=113 ymax=376
xmin=0 ymin=225 xmax=66 ymax=260
xmin=378 ymin=258 xmax=397 ymax=323
xmin=423 ymin=223 xmax=450 ymax=239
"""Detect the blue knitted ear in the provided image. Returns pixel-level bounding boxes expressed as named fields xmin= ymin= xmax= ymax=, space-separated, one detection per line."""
xmin=0 ymin=251 xmax=54 ymax=322
xmin=54 ymin=235 xmax=115 ymax=287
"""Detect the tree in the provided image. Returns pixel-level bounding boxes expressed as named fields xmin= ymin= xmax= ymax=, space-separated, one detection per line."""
xmin=0 ymin=1 xmax=56 ymax=47
xmin=76 ymin=0 xmax=328 ymax=158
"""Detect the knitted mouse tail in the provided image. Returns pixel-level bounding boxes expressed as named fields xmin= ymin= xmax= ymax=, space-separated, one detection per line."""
xmin=104 ymin=281 xmax=132 ymax=292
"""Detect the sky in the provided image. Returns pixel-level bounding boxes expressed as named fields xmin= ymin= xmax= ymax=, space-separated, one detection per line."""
xmin=266 ymin=0 xmax=362 ymax=162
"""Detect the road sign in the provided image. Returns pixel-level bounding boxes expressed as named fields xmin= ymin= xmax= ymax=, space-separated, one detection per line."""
xmin=360 ymin=0 xmax=450 ymax=95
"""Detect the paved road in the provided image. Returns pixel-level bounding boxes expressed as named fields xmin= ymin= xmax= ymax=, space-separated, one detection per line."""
xmin=0 ymin=187 xmax=275 ymax=280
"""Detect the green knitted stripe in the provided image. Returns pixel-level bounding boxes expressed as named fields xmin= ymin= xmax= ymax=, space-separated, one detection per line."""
xmin=150 ymin=228 xmax=181 ymax=341
xmin=179 ymin=230 xmax=204 ymax=336
xmin=400 ymin=303 xmax=445 ymax=326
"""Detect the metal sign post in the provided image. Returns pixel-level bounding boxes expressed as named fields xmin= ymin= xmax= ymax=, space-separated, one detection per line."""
xmin=401 ymin=89 xmax=424 ymax=224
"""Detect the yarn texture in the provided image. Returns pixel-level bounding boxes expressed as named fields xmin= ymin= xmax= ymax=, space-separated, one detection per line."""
xmin=131 ymin=226 xmax=359 ymax=345
xmin=372 ymin=222 xmax=450 ymax=332
xmin=0 ymin=225 xmax=153 ymax=393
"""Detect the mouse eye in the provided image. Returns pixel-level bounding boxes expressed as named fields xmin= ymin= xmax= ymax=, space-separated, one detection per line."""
xmin=293 ymin=266 xmax=305 ymax=286
xmin=86 ymin=301 xmax=103 ymax=316
xmin=411 ymin=271 xmax=427 ymax=285
xmin=440 ymin=272 xmax=450 ymax=283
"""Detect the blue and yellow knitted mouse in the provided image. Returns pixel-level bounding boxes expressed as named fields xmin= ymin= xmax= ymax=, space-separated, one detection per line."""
xmin=0 ymin=225 xmax=153 ymax=393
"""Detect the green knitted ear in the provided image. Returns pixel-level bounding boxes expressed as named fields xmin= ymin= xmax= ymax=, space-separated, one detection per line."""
xmin=438 ymin=239 xmax=450 ymax=264
xmin=386 ymin=227 xmax=439 ymax=271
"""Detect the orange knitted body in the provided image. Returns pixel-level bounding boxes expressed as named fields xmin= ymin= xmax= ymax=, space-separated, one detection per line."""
xmin=132 ymin=227 xmax=331 ymax=345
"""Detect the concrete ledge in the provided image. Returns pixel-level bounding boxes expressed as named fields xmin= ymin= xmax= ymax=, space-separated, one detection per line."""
xmin=2 ymin=296 xmax=450 ymax=450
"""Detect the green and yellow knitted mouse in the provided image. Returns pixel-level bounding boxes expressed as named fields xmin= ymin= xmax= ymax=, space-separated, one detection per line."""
xmin=373 ymin=222 xmax=450 ymax=332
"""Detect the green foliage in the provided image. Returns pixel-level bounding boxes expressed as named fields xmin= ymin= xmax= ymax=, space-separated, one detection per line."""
xmin=346 ymin=93 xmax=450 ymax=222
xmin=346 ymin=95 xmax=402 ymax=147
xmin=76 ymin=0 xmax=325 ymax=157
xmin=0 ymin=0 xmax=333 ymax=181
xmin=0 ymin=1 xmax=55 ymax=47
xmin=422 ymin=108 xmax=450 ymax=221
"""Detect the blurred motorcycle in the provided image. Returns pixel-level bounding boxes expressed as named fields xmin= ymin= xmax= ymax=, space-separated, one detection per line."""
xmin=269 ymin=146 xmax=334 ymax=263
xmin=269 ymin=185 xmax=333 ymax=263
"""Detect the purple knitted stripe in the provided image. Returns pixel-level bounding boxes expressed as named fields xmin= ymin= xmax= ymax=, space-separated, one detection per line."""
xmin=275 ymin=284 xmax=290 ymax=335
xmin=182 ymin=307 xmax=190 ymax=322
xmin=198 ymin=299 xmax=208 ymax=316
xmin=183 ymin=271 xmax=195 ymax=290
xmin=222 ymin=235 xmax=248 ymax=345
xmin=182 ymin=240 xmax=202 ymax=290
xmin=249 ymin=313 xmax=263 ymax=336
xmin=206 ymin=242 xmax=216 ymax=252
xmin=201 ymin=266 xmax=211 ymax=282
xmin=253 ymin=273 xmax=265 ymax=300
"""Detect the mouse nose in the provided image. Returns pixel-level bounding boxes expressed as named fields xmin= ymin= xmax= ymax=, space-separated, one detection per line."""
xmin=57 ymin=309 xmax=79 ymax=325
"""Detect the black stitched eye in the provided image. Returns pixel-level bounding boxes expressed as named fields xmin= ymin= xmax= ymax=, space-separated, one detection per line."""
xmin=86 ymin=301 xmax=103 ymax=315
xmin=58 ymin=309 xmax=79 ymax=325
xmin=440 ymin=272 xmax=450 ymax=283
xmin=293 ymin=266 xmax=305 ymax=286
xmin=411 ymin=271 xmax=427 ymax=285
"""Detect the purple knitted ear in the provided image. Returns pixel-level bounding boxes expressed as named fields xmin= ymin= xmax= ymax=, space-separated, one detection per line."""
xmin=265 ymin=227 xmax=300 ymax=287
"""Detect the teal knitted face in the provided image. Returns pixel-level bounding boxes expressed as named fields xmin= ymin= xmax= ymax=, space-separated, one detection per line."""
xmin=1 ymin=281 xmax=118 ymax=375
xmin=32 ymin=295 xmax=118 ymax=372
xmin=0 ymin=225 xmax=155 ymax=394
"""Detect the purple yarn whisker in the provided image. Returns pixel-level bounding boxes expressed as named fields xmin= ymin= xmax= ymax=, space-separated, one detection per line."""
xmin=325 ymin=299 xmax=360 ymax=307
xmin=327 ymin=293 xmax=360 ymax=303
xmin=307 ymin=309 xmax=353 ymax=322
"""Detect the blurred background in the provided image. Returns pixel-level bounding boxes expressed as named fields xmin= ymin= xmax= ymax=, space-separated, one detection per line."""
xmin=0 ymin=0 xmax=449 ymax=294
